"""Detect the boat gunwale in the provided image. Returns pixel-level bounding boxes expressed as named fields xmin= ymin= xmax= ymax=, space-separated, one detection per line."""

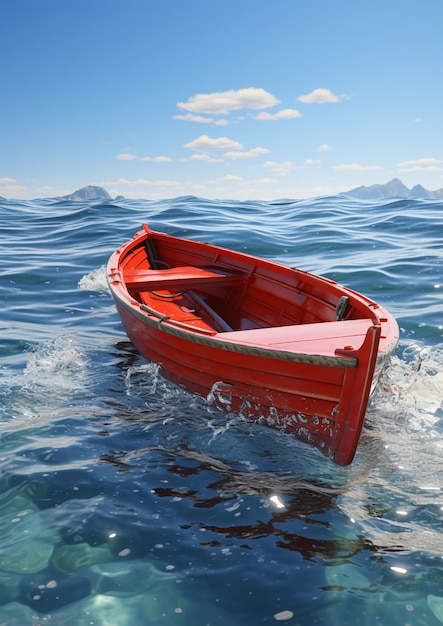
xmin=107 ymin=227 xmax=400 ymax=370
xmin=113 ymin=226 xmax=387 ymax=324
xmin=112 ymin=290 xmax=360 ymax=368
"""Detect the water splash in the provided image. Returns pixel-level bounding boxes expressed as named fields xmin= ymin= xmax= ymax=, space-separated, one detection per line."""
xmin=0 ymin=335 xmax=88 ymax=429
xmin=372 ymin=342 xmax=443 ymax=437
xmin=23 ymin=335 xmax=88 ymax=394
xmin=78 ymin=266 xmax=109 ymax=292
xmin=1 ymin=195 xmax=442 ymax=625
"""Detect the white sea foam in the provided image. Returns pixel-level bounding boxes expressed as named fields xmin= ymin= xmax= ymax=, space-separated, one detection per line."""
xmin=338 ymin=342 xmax=443 ymax=554
xmin=23 ymin=335 xmax=88 ymax=394
xmin=78 ymin=266 xmax=110 ymax=292
xmin=124 ymin=362 xmax=162 ymax=396
xmin=0 ymin=335 xmax=89 ymax=429
xmin=373 ymin=342 xmax=443 ymax=431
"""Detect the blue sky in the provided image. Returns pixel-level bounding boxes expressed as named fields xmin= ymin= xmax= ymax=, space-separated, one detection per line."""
xmin=1 ymin=0 xmax=442 ymax=200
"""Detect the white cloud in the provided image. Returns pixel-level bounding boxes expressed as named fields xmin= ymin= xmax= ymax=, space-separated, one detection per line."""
xmin=173 ymin=113 xmax=230 ymax=126
xmin=174 ymin=113 xmax=215 ymax=123
xmin=254 ymin=178 xmax=278 ymax=184
xmin=102 ymin=178 xmax=182 ymax=188
xmin=297 ymin=88 xmax=346 ymax=104
xmin=224 ymin=147 xmax=270 ymax=159
xmin=184 ymin=134 xmax=243 ymax=153
xmin=334 ymin=163 xmax=382 ymax=171
xmin=103 ymin=178 xmax=153 ymax=186
xmin=116 ymin=153 xmax=138 ymax=160
xmin=218 ymin=175 xmax=243 ymax=181
xmin=318 ymin=143 xmax=333 ymax=151
xmin=140 ymin=156 xmax=172 ymax=163
xmin=115 ymin=153 xmax=172 ymax=162
xmin=0 ymin=178 xmax=27 ymax=197
xmin=190 ymin=154 xmax=223 ymax=163
xmin=263 ymin=160 xmax=294 ymax=176
xmin=253 ymin=108 xmax=302 ymax=121
xmin=177 ymin=87 xmax=280 ymax=115
xmin=263 ymin=158 xmax=319 ymax=175
xmin=398 ymin=157 xmax=443 ymax=172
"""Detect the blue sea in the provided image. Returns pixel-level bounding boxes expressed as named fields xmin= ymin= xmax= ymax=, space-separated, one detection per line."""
xmin=1 ymin=194 xmax=442 ymax=625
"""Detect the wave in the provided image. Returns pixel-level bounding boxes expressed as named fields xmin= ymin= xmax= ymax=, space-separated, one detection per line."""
xmin=1 ymin=194 xmax=443 ymax=624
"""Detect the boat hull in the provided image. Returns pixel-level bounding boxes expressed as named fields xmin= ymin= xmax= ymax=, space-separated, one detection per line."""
xmin=108 ymin=224 xmax=399 ymax=465
xmin=113 ymin=290 xmax=383 ymax=465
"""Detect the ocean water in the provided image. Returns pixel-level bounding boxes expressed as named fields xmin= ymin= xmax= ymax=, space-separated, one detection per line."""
xmin=0 ymin=194 xmax=442 ymax=625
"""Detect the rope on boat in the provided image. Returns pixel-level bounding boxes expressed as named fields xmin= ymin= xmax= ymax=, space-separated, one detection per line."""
xmin=132 ymin=231 xmax=357 ymax=369
xmin=134 ymin=300 xmax=357 ymax=368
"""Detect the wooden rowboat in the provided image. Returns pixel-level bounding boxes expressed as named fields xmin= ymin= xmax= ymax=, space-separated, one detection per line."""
xmin=107 ymin=223 xmax=398 ymax=465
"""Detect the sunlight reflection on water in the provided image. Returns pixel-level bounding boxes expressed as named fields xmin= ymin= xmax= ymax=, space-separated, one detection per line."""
xmin=1 ymin=195 xmax=443 ymax=624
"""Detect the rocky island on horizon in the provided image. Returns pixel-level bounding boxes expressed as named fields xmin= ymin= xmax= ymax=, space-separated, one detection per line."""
xmin=60 ymin=179 xmax=443 ymax=202
xmin=345 ymin=178 xmax=443 ymax=200
xmin=59 ymin=185 xmax=112 ymax=202
xmin=2 ymin=179 xmax=442 ymax=203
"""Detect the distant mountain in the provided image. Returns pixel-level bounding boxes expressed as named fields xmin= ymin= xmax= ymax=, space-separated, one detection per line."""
xmin=61 ymin=185 xmax=112 ymax=201
xmin=345 ymin=178 xmax=443 ymax=200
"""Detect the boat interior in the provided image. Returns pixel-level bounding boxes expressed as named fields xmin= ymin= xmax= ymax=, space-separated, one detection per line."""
xmin=121 ymin=231 xmax=370 ymax=337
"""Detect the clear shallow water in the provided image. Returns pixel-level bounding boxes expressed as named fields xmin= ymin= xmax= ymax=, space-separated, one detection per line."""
xmin=0 ymin=195 xmax=442 ymax=625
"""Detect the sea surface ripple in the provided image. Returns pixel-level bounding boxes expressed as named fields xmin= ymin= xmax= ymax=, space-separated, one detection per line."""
xmin=0 ymin=195 xmax=442 ymax=625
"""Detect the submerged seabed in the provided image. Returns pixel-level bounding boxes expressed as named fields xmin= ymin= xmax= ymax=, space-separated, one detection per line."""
xmin=0 ymin=195 xmax=442 ymax=625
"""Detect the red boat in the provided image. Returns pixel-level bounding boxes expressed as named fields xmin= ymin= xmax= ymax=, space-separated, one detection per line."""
xmin=107 ymin=223 xmax=398 ymax=465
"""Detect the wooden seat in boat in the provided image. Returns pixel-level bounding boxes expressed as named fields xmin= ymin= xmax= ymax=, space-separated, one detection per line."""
xmin=124 ymin=266 xmax=243 ymax=292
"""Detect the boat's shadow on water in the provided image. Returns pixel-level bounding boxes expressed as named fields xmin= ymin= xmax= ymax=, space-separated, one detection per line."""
xmin=91 ymin=352 xmax=443 ymax=625
xmin=92 ymin=342 xmax=396 ymax=548
xmin=1 ymin=336 xmax=436 ymax=623
xmin=103 ymin=338 xmax=443 ymax=546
